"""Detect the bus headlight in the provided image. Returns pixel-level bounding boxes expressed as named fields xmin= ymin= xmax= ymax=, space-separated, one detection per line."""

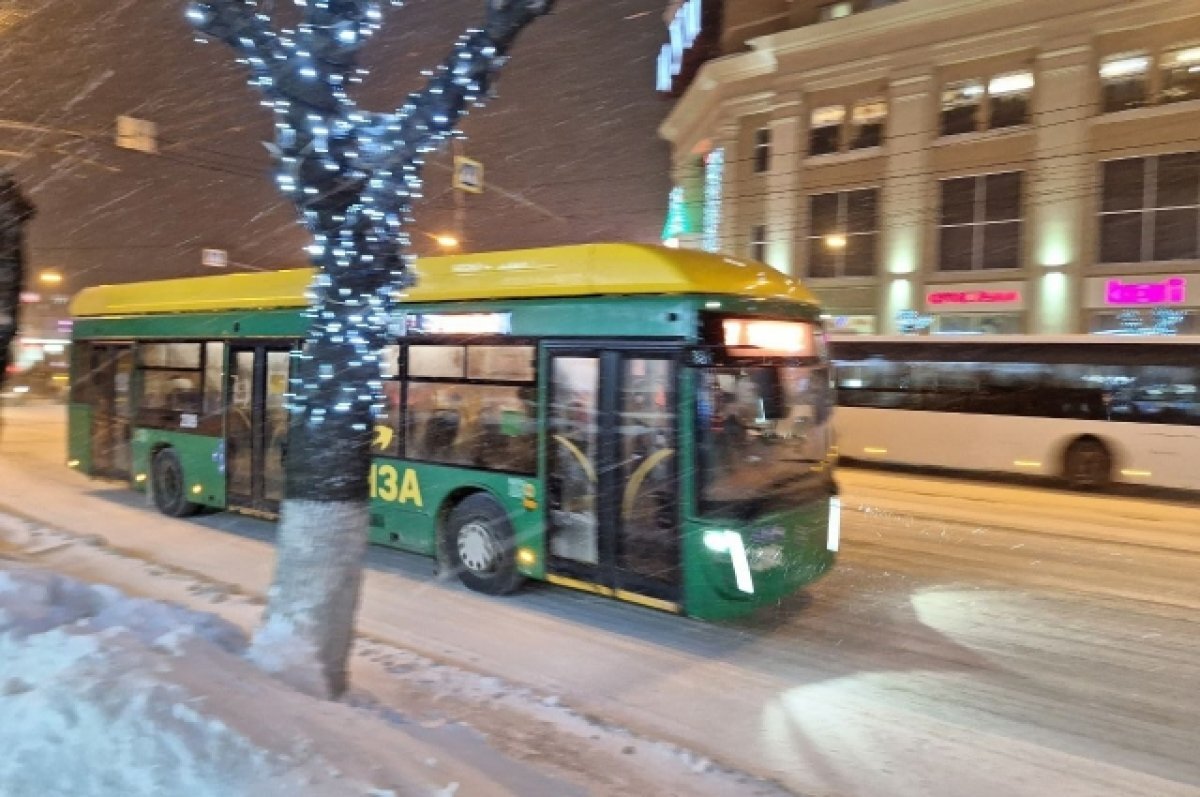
xmin=827 ymin=497 xmax=841 ymax=552
xmin=702 ymin=530 xmax=755 ymax=594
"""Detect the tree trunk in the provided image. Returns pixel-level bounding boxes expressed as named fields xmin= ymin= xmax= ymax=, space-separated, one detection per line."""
xmin=248 ymin=498 xmax=369 ymax=697
xmin=247 ymin=274 xmax=382 ymax=699
xmin=0 ymin=173 xmax=35 ymax=396
xmin=189 ymin=0 xmax=556 ymax=700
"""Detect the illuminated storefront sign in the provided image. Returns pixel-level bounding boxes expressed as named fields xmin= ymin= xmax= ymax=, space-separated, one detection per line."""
xmin=1105 ymin=276 xmax=1186 ymax=306
xmin=657 ymin=0 xmax=705 ymax=92
xmin=1085 ymin=276 xmax=1193 ymax=309
xmin=923 ymin=282 xmax=1025 ymax=311
xmin=927 ymin=289 xmax=1021 ymax=305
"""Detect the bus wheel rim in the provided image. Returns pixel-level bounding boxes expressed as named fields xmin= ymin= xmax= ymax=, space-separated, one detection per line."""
xmin=457 ymin=521 xmax=498 ymax=574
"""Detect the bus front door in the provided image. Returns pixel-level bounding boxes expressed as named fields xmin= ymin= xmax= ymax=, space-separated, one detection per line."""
xmin=225 ymin=346 xmax=291 ymax=514
xmin=89 ymin=344 xmax=133 ymax=479
xmin=546 ymin=350 xmax=681 ymax=611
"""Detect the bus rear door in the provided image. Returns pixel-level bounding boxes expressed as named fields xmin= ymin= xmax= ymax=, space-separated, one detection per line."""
xmin=225 ymin=345 xmax=291 ymax=513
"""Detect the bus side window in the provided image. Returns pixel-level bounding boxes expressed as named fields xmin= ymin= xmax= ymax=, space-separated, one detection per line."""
xmin=425 ymin=408 xmax=461 ymax=453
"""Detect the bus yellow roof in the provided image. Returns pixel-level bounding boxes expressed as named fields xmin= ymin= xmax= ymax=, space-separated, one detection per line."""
xmin=69 ymin=243 xmax=817 ymax=317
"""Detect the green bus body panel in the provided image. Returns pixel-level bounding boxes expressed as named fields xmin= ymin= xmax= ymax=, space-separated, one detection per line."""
xmin=71 ymin=296 xmax=821 ymax=343
xmin=366 ymin=458 xmax=545 ymax=578
xmin=130 ymin=429 xmax=227 ymax=509
xmin=682 ymin=503 xmax=836 ymax=621
xmin=72 ymin=309 xmax=306 ymax=341
xmin=67 ymin=404 xmax=92 ymax=472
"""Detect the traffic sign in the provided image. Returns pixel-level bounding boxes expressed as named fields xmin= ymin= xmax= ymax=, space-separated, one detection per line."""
xmin=453 ymin=156 xmax=484 ymax=194
xmin=202 ymin=248 xmax=228 ymax=268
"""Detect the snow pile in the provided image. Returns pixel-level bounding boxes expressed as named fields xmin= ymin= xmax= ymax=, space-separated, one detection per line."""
xmin=0 ymin=566 xmax=487 ymax=797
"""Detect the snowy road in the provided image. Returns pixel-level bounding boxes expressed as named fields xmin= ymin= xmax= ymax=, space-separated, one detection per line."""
xmin=2 ymin=404 xmax=1199 ymax=797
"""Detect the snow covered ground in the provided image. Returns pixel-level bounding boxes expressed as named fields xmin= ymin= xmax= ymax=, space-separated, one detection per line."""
xmin=0 ymin=516 xmax=788 ymax=797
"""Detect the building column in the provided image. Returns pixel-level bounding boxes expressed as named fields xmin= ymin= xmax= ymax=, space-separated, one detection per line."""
xmin=879 ymin=72 xmax=936 ymax=333
xmin=766 ymin=94 xmax=803 ymax=277
xmin=1032 ymin=43 xmax=1093 ymax=334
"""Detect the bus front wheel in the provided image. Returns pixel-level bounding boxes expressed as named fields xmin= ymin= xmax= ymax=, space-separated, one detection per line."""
xmin=1063 ymin=438 xmax=1112 ymax=490
xmin=445 ymin=494 xmax=524 ymax=596
xmin=151 ymin=448 xmax=201 ymax=518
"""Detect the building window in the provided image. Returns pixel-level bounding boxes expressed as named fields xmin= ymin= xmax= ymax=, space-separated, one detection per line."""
xmin=1161 ymin=46 xmax=1200 ymax=104
xmin=938 ymin=172 xmax=1023 ymax=271
xmin=988 ymin=71 xmax=1033 ymax=128
xmin=818 ymin=1 xmax=852 ymax=22
xmin=750 ymin=224 xmax=768 ymax=263
xmin=941 ymin=80 xmax=983 ymax=136
xmin=850 ymin=99 xmax=886 ymax=149
xmin=941 ymin=72 xmax=1033 ymax=135
xmin=809 ymin=106 xmax=844 ymax=156
xmin=1100 ymin=52 xmax=1150 ymax=112
xmin=1100 ymin=153 xmax=1200 ymax=263
xmin=753 ymin=127 xmax=771 ymax=173
xmin=807 ymin=188 xmax=878 ymax=278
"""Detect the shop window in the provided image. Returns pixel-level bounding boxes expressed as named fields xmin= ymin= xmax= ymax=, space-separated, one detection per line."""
xmin=809 ymin=105 xmax=844 ymax=156
xmin=807 ymin=188 xmax=878 ymax=278
xmin=818 ymin=1 xmax=852 ymax=22
xmin=1161 ymin=46 xmax=1200 ymax=104
xmin=753 ymin=127 xmax=771 ymax=173
xmin=938 ymin=172 xmax=1024 ymax=271
xmin=941 ymin=80 xmax=982 ymax=136
xmin=750 ymin=224 xmax=768 ymax=263
xmin=1089 ymin=309 xmax=1199 ymax=337
xmin=1100 ymin=53 xmax=1150 ymax=112
xmin=849 ymin=99 xmax=886 ymax=149
xmin=987 ymin=71 xmax=1033 ymax=129
xmin=1100 ymin=153 xmax=1200 ymax=263
xmin=824 ymin=315 xmax=877 ymax=335
xmin=934 ymin=313 xmax=1022 ymax=335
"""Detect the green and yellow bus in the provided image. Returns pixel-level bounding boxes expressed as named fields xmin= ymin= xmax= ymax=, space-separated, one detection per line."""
xmin=67 ymin=243 xmax=839 ymax=619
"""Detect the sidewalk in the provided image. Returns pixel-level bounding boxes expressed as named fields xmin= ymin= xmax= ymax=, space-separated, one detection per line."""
xmin=0 ymin=503 xmax=789 ymax=797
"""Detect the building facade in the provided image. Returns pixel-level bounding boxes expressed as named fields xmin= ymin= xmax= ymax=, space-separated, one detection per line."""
xmin=659 ymin=0 xmax=1200 ymax=334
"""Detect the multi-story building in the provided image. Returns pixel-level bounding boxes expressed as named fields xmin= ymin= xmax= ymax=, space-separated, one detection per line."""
xmin=659 ymin=0 xmax=1200 ymax=334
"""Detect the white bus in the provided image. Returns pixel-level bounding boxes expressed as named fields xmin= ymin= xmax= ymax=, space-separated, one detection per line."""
xmin=830 ymin=336 xmax=1200 ymax=491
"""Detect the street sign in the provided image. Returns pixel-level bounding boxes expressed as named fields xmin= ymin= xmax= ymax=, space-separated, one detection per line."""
xmin=202 ymin=248 xmax=228 ymax=268
xmin=453 ymin=156 xmax=484 ymax=194
xmin=115 ymin=115 xmax=158 ymax=155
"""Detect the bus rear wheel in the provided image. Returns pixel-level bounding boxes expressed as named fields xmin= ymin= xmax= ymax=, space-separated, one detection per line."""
xmin=446 ymin=493 xmax=524 ymax=596
xmin=1063 ymin=438 xmax=1112 ymax=490
xmin=151 ymin=448 xmax=201 ymax=518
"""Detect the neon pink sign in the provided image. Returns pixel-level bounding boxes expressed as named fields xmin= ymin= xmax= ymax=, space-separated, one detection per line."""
xmin=927 ymin=290 xmax=1021 ymax=306
xmin=1105 ymin=277 xmax=1186 ymax=306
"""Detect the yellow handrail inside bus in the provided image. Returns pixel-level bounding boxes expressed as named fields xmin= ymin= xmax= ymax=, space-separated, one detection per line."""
xmin=69 ymin=243 xmax=815 ymax=317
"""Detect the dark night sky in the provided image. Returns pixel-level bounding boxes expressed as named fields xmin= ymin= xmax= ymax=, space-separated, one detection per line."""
xmin=0 ymin=0 xmax=672 ymax=288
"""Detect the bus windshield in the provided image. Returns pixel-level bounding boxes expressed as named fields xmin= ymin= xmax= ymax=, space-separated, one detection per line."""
xmin=696 ymin=364 xmax=833 ymax=515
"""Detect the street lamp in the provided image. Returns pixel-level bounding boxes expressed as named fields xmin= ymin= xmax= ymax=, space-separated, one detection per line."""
xmin=435 ymin=234 xmax=460 ymax=251
xmin=38 ymin=270 xmax=64 ymax=286
xmin=824 ymin=234 xmax=847 ymax=250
